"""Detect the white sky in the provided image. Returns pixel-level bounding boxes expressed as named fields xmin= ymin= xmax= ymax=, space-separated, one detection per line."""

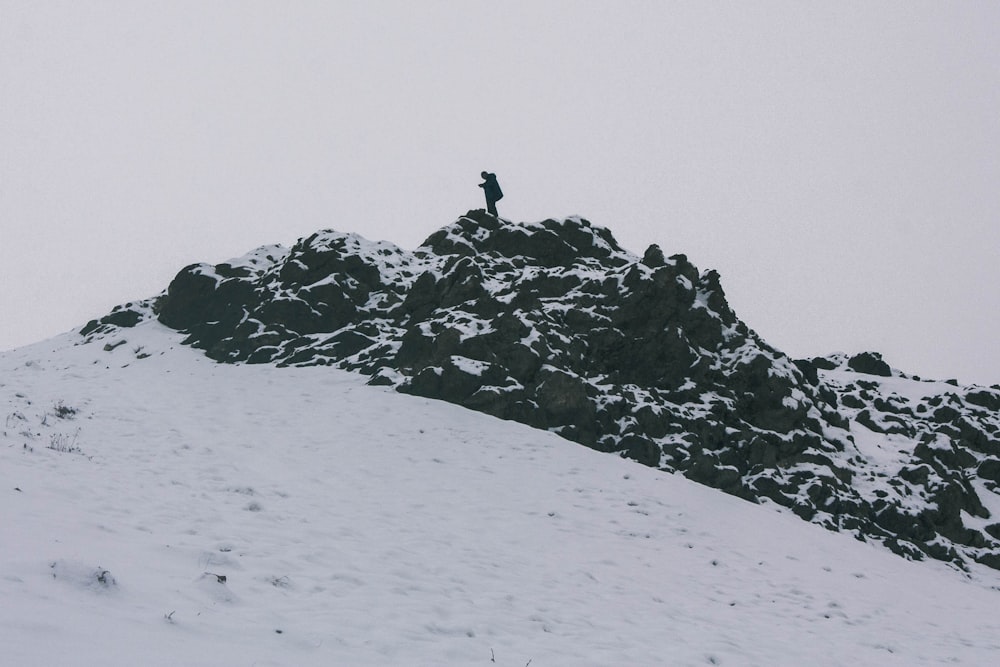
xmin=2 ymin=2 xmax=999 ymax=385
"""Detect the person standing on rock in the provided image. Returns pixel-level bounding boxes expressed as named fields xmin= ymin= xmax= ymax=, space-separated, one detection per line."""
xmin=479 ymin=171 xmax=503 ymax=216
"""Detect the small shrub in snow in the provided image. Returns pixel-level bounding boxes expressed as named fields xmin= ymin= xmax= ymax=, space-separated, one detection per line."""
xmin=53 ymin=401 xmax=77 ymax=419
xmin=5 ymin=410 xmax=28 ymax=429
xmin=48 ymin=429 xmax=82 ymax=455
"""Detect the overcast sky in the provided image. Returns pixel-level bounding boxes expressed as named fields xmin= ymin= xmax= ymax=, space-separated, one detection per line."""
xmin=2 ymin=2 xmax=999 ymax=386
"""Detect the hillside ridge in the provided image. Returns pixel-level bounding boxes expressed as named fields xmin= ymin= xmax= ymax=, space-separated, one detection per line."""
xmin=80 ymin=210 xmax=1000 ymax=571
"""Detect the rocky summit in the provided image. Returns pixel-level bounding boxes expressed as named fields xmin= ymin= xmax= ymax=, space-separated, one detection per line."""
xmin=82 ymin=210 xmax=1000 ymax=571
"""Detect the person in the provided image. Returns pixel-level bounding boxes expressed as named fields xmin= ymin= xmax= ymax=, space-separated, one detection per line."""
xmin=478 ymin=171 xmax=503 ymax=216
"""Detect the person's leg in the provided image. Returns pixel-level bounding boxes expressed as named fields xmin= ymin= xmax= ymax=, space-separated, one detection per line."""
xmin=487 ymin=199 xmax=497 ymax=216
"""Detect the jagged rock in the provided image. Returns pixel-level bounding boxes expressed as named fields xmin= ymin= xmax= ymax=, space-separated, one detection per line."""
xmin=967 ymin=389 xmax=1000 ymax=411
xmin=81 ymin=301 xmax=153 ymax=336
xmin=83 ymin=211 xmax=1000 ymax=574
xmin=641 ymin=244 xmax=666 ymax=267
xmin=847 ymin=352 xmax=893 ymax=377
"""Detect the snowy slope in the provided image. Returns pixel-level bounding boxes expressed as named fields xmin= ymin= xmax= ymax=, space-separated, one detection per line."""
xmin=3 ymin=322 xmax=1000 ymax=666
xmin=89 ymin=213 xmax=1000 ymax=573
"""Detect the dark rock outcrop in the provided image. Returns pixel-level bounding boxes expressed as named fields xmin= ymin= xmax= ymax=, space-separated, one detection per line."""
xmin=82 ymin=210 xmax=1000 ymax=573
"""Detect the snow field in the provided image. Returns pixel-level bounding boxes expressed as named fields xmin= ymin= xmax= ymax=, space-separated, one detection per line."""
xmin=2 ymin=324 xmax=1000 ymax=666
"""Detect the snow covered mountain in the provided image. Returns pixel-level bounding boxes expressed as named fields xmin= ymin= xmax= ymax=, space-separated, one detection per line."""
xmin=79 ymin=210 xmax=1000 ymax=575
xmin=4 ymin=315 xmax=1000 ymax=665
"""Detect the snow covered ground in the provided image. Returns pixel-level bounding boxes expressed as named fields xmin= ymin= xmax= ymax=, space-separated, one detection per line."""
xmin=3 ymin=322 xmax=1000 ymax=666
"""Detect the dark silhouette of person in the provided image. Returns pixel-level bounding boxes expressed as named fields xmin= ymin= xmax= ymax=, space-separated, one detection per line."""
xmin=479 ymin=171 xmax=503 ymax=216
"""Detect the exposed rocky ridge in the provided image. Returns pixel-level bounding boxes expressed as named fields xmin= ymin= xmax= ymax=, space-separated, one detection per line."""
xmin=80 ymin=210 xmax=1000 ymax=572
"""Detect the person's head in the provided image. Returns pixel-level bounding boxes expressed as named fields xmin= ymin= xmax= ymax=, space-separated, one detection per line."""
xmin=481 ymin=171 xmax=489 ymax=178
